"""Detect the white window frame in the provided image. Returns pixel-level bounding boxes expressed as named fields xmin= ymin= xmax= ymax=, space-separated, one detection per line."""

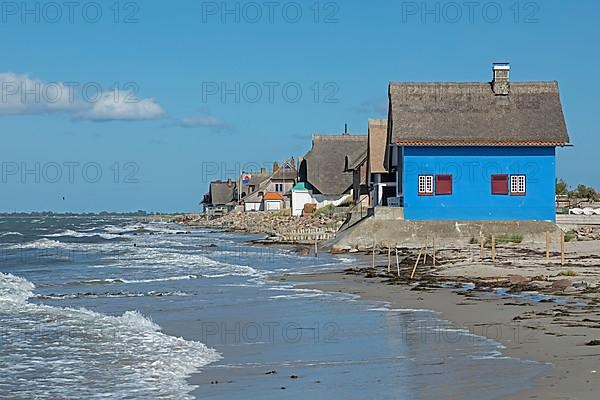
xmin=418 ymin=175 xmax=434 ymax=195
xmin=510 ymin=175 xmax=526 ymax=195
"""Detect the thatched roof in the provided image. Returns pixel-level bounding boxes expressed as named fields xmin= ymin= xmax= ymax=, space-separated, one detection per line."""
xmin=302 ymin=134 xmax=367 ymax=195
xmin=368 ymin=118 xmax=388 ymax=173
xmin=388 ymin=81 xmax=570 ymax=145
xmin=272 ymin=161 xmax=297 ymax=181
xmin=241 ymin=159 xmax=297 ymax=204
xmin=345 ymin=148 xmax=367 ymax=171
xmin=208 ymin=181 xmax=236 ymax=206
xmin=241 ymin=173 xmax=270 ymax=197
xmin=243 ymin=190 xmax=262 ymax=204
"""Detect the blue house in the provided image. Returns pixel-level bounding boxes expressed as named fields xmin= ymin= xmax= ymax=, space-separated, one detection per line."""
xmin=384 ymin=63 xmax=570 ymax=221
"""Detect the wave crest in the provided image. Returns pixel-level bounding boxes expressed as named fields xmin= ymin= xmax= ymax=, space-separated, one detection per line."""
xmin=0 ymin=272 xmax=35 ymax=304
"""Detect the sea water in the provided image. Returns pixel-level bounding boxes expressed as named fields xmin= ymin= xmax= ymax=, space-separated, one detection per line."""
xmin=0 ymin=216 xmax=546 ymax=399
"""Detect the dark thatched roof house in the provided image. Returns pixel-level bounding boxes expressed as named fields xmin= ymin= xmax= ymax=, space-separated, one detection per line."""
xmin=299 ymin=134 xmax=367 ymax=196
xmin=384 ymin=63 xmax=570 ymax=221
xmin=294 ymin=132 xmax=367 ymax=215
xmin=201 ymin=179 xmax=237 ymax=217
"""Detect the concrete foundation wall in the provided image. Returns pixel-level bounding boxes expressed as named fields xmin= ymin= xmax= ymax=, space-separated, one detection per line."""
xmin=329 ymin=216 xmax=560 ymax=250
xmin=373 ymin=207 xmax=404 ymax=220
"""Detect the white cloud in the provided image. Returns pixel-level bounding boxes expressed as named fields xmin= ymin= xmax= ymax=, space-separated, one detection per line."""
xmin=176 ymin=113 xmax=233 ymax=133
xmin=77 ymin=91 xmax=165 ymax=121
xmin=0 ymin=72 xmax=81 ymax=115
xmin=0 ymin=72 xmax=165 ymax=122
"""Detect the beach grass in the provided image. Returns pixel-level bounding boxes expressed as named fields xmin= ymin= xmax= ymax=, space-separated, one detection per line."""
xmin=558 ymin=270 xmax=578 ymax=277
xmin=314 ymin=204 xmax=336 ymax=217
xmin=564 ymin=232 xmax=576 ymax=242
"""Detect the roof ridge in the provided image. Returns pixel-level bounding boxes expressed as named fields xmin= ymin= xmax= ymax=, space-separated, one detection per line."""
xmin=389 ymin=81 xmax=558 ymax=85
xmin=313 ymin=134 xmax=367 ymax=140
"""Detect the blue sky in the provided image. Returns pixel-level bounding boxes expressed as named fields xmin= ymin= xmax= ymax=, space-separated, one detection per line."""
xmin=1 ymin=0 xmax=598 ymax=212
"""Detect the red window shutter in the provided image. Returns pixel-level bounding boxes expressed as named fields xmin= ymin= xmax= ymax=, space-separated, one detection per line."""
xmin=491 ymin=174 xmax=509 ymax=195
xmin=435 ymin=175 xmax=452 ymax=195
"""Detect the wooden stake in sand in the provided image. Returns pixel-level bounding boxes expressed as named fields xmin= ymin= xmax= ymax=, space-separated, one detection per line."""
xmin=387 ymin=246 xmax=391 ymax=274
xmin=432 ymin=238 xmax=436 ymax=267
xmin=545 ymin=232 xmax=550 ymax=261
xmin=372 ymin=240 xmax=376 ymax=270
xmin=561 ymin=230 xmax=565 ymax=266
xmin=423 ymin=240 xmax=427 ymax=266
xmin=479 ymin=233 xmax=484 ymax=259
xmin=411 ymin=247 xmax=423 ymax=279
xmin=395 ymin=247 xmax=400 ymax=277
xmin=491 ymin=235 xmax=496 ymax=263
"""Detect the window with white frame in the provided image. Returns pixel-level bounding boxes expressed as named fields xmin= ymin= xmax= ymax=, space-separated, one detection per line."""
xmin=510 ymin=175 xmax=526 ymax=195
xmin=418 ymin=175 xmax=434 ymax=195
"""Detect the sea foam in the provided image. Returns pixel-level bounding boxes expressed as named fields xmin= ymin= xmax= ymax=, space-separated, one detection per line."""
xmin=0 ymin=272 xmax=221 ymax=399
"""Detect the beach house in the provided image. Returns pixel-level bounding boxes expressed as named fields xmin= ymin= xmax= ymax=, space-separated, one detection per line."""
xmin=201 ymin=179 xmax=237 ymax=217
xmin=367 ymin=118 xmax=396 ymax=207
xmin=344 ymin=146 xmax=369 ymax=206
xmin=296 ymin=131 xmax=367 ymax=213
xmin=240 ymin=159 xmax=297 ymax=212
xmin=383 ymin=63 xmax=570 ymax=221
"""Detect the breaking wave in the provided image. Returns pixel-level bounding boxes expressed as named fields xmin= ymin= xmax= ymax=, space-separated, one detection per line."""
xmin=0 ymin=272 xmax=221 ymax=399
xmin=44 ymin=229 xmax=123 ymax=240
xmin=68 ymin=274 xmax=204 ymax=286
xmin=0 ymin=272 xmax=35 ymax=304
xmin=0 ymin=231 xmax=24 ymax=237
xmin=10 ymin=238 xmax=63 ymax=249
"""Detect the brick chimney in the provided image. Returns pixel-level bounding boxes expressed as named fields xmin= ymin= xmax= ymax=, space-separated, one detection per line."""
xmin=273 ymin=162 xmax=279 ymax=172
xmin=492 ymin=62 xmax=510 ymax=95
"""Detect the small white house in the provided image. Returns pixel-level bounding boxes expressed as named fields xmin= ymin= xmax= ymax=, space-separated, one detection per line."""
xmin=292 ymin=182 xmax=313 ymax=216
xmin=292 ymin=182 xmax=352 ymax=216
xmin=263 ymin=193 xmax=284 ymax=211
xmin=243 ymin=191 xmax=262 ymax=212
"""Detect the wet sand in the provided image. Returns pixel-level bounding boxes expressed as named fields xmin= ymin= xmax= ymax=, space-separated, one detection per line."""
xmin=281 ymin=241 xmax=600 ymax=400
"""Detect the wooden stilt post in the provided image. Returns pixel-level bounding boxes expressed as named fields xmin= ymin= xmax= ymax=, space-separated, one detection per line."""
xmin=491 ymin=235 xmax=496 ymax=263
xmin=423 ymin=239 xmax=427 ymax=266
xmin=433 ymin=238 xmax=436 ymax=267
xmin=545 ymin=232 xmax=550 ymax=261
xmin=387 ymin=246 xmax=391 ymax=274
xmin=561 ymin=230 xmax=565 ymax=266
xmin=314 ymin=239 xmax=318 ymax=258
xmin=395 ymin=247 xmax=400 ymax=277
xmin=480 ymin=233 xmax=484 ymax=260
xmin=411 ymin=248 xmax=423 ymax=280
xmin=372 ymin=240 xmax=376 ymax=270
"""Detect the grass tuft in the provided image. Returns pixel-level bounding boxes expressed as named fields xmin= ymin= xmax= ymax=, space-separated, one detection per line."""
xmin=314 ymin=204 xmax=336 ymax=217
xmin=558 ymin=270 xmax=577 ymax=277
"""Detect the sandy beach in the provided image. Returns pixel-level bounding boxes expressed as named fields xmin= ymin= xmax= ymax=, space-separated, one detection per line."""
xmin=279 ymin=240 xmax=600 ymax=400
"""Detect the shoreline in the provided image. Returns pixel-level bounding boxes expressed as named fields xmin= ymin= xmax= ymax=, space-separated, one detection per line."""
xmin=277 ymin=250 xmax=600 ymax=400
xmin=175 ymin=225 xmax=600 ymax=398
